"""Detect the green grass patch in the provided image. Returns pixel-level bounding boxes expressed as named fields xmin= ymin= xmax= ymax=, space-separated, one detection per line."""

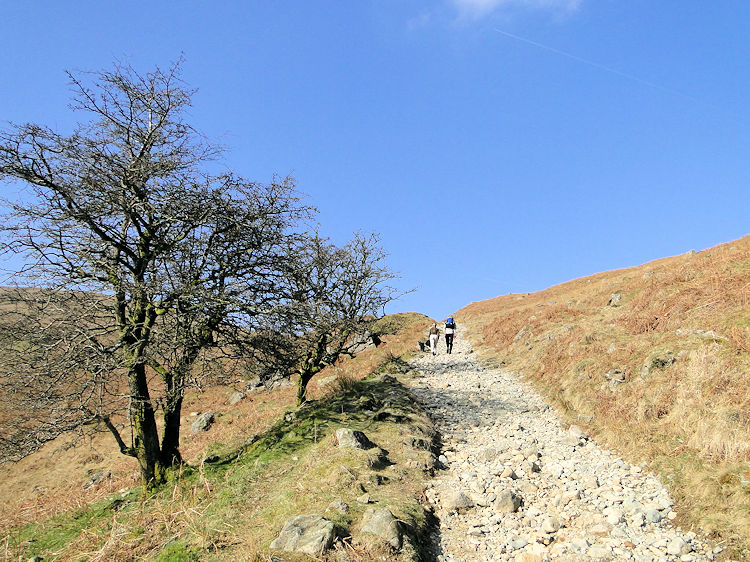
xmin=7 ymin=344 xmax=436 ymax=561
xmin=154 ymin=540 xmax=201 ymax=562
xmin=7 ymin=497 xmax=117 ymax=559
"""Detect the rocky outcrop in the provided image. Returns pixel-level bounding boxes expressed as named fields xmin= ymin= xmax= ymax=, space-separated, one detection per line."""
xmin=641 ymin=350 xmax=677 ymax=378
xmin=607 ymin=292 xmax=623 ymax=306
xmin=360 ymin=507 xmax=402 ymax=550
xmin=228 ymin=391 xmax=245 ymax=405
xmin=82 ymin=470 xmax=112 ymax=490
xmin=604 ymin=368 xmax=626 ymax=387
xmin=335 ymin=428 xmax=376 ymax=450
xmin=190 ymin=412 xmax=214 ymax=434
xmin=269 ymin=514 xmax=335 ymax=556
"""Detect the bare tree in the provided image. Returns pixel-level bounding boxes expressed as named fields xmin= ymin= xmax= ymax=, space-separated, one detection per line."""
xmin=0 ymin=61 xmax=309 ymax=487
xmin=272 ymin=232 xmax=402 ymax=404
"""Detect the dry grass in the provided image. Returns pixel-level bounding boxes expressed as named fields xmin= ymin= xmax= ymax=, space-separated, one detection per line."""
xmin=457 ymin=234 xmax=750 ymax=557
xmin=1 ymin=312 xmax=433 ymax=560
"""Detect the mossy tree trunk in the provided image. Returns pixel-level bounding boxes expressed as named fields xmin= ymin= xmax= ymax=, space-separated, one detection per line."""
xmin=159 ymin=369 xmax=184 ymax=468
xmin=296 ymin=334 xmax=328 ymax=405
xmin=128 ymin=361 xmax=167 ymax=488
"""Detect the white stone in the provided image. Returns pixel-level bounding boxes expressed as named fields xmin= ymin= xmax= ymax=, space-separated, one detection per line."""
xmin=407 ymin=327 xmax=711 ymax=562
xmin=541 ymin=515 xmax=561 ymax=533
xmin=667 ymin=537 xmax=690 ymax=556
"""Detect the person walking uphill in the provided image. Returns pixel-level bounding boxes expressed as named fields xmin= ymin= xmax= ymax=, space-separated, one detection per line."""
xmin=445 ymin=316 xmax=456 ymax=354
xmin=428 ymin=323 xmax=440 ymax=356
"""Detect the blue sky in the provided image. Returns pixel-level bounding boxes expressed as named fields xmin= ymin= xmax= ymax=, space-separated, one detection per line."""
xmin=1 ymin=1 xmax=748 ymax=320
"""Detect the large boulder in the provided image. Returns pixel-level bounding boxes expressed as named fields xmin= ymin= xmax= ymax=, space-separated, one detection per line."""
xmin=190 ymin=412 xmax=214 ymax=434
xmin=360 ymin=507 xmax=402 ymax=550
xmin=228 ymin=391 xmax=245 ymax=405
xmin=348 ymin=330 xmax=383 ymax=354
xmin=270 ymin=514 xmax=335 ymax=556
xmin=335 ymin=428 xmax=376 ymax=450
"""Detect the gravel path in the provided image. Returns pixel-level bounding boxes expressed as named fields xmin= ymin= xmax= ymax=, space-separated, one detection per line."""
xmin=409 ymin=327 xmax=718 ymax=561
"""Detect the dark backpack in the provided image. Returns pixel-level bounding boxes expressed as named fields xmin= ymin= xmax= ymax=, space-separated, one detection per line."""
xmin=446 ymin=317 xmax=455 ymax=328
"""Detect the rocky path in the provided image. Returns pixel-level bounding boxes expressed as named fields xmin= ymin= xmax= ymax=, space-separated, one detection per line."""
xmin=409 ymin=328 xmax=718 ymax=561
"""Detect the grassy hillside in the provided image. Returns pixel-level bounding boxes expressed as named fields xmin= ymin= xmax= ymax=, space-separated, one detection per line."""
xmin=456 ymin=234 xmax=750 ymax=557
xmin=1 ymin=312 xmax=436 ymax=560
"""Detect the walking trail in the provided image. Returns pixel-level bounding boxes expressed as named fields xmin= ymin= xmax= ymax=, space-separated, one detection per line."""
xmin=409 ymin=326 xmax=719 ymax=561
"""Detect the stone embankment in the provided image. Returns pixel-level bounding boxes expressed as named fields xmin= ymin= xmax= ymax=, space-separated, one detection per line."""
xmin=409 ymin=327 xmax=718 ymax=561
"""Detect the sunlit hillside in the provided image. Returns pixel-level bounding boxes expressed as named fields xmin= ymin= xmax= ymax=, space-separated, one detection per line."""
xmin=0 ymin=312 xmax=434 ymax=560
xmin=456 ymin=234 xmax=750 ymax=555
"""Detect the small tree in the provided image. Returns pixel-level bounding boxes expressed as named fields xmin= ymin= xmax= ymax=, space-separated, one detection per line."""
xmin=0 ymin=61 xmax=308 ymax=487
xmin=274 ymin=232 xmax=402 ymax=404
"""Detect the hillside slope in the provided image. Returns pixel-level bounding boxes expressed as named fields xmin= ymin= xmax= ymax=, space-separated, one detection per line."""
xmin=1 ymin=313 xmax=437 ymax=560
xmin=455 ymin=234 xmax=750 ymax=556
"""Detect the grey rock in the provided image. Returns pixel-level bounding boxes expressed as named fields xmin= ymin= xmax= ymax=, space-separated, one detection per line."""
xmin=494 ymin=489 xmax=522 ymax=513
xmin=588 ymin=522 xmax=612 ymax=537
xmin=270 ymin=514 xmax=335 ymax=556
xmin=265 ymin=375 xmax=293 ymax=390
xmin=561 ymin=489 xmax=580 ymax=504
xmin=348 ymin=330 xmax=381 ymax=354
xmin=361 ymin=507 xmax=402 ymax=550
xmin=317 ymin=375 xmax=338 ymax=388
xmin=228 ymin=391 xmax=246 ymax=405
xmin=335 ymin=428 xmax=375 ymax=449
xmin=522 ymin=445 xmax=539 ymax=459
xmin=190 ymin=411 xmax=215 ymax=434
xmin=581 ymin=475 xmax=599 ymax=490
xmin=605 ymin=369 xmax=626 ymax=383
xmin=608 ymin=293 xmax=623 ymax=306
xmin=444 ymin=490 xmax=474 ymax=511
xmin=406 ymin=326 xmax=712 ymax=561
xmin=604 ymin=506 xmax=623 ymax=525
xmin=667 ymin=537 xmax=691 ymax=556
xmin=245 ymin=376 xmax=263 ymax=390
xmin=544 ymin=463 xmax=564 ymax=479
xmin=327 ymin=499 xmax=349 ymax=514
xmin=356 ymin=493 xmax=371 ymax=504
xmin=622 ymin=498 xmax=644 ymax=513
xmin=480 ymin=447 xmax=498 ymax=461
xmin=82 ymin=470 xmax=112 ymax=490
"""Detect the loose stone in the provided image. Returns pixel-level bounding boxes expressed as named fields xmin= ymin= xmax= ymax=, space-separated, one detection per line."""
xmin=409 ymin=326 xmax=713 ymax=561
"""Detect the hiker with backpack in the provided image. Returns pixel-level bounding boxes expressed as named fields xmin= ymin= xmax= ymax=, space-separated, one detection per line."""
xmin=445 ymin=317 xmax=456 ymax=354
xmin=428 ymin=323 xmax=440 ymax=355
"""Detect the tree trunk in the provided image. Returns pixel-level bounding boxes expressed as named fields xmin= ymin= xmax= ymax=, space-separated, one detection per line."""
xmin=128 ymin=362 xmax=166 ymax=489
xmin=297 ymin=367 xmax=314 ymax=405
xmin=296 ymin=334 xmax=328 ymax=405
xmin=160 ymin=371 xmax=184 ymax=467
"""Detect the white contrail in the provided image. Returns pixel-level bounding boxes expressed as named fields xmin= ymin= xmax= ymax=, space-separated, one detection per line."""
xmin=494 ymin=28 xmax=698 ymax=101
